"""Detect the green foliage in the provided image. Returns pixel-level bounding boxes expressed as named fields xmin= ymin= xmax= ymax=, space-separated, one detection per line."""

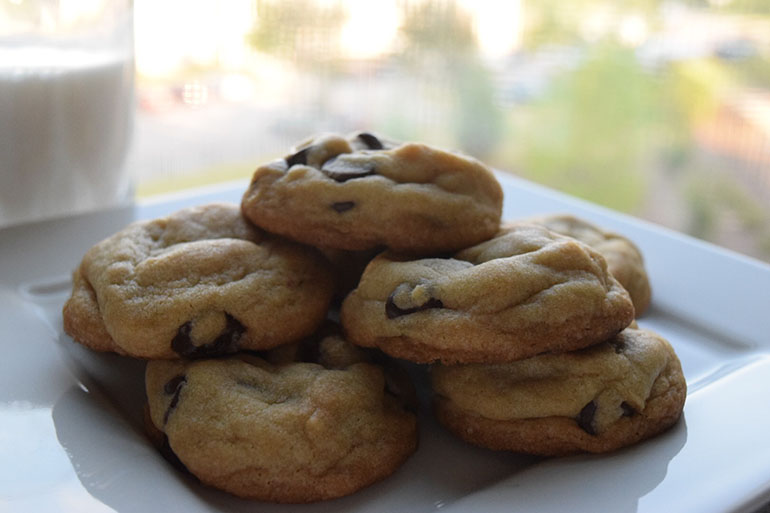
xmin=398 ymin=0 xmax=476 ymax=56
xmin=508 ymin=39 xmax=740 ymax=216
xmin=726 ymin=55 xmax=770 ymax=89
xmin=451 ymin=57 xmax=504 ymax=158
xmin=684 ymin=170 xmax=770 ymax=259
xmin=514 ymin=45 xmax=658 ymax=211
xmin=664 ymin=58 xmax=731 ymax=126
xmin=684 ymin=175 xmax=718 ymax=239
xmin=240 ymin=0 xmax=769 ymax=261
xmin=397 ymin=0 xmax=502 ymax=159
xmin=717 ymin=0 xmax=770 ymax=15
xmin=519 ymin=0 xmax=663 ymax=48
xmin=248 ymin=0 xmax=346 ymax=65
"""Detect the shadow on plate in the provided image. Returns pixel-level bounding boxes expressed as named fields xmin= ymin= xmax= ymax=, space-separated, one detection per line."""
xmin=440 ymin=414 xmax=688 ymax=513
xmin=52 ymin=327 xmax=688 ymax=513
xmin=50 ymin=356 xmax=538 ymax=513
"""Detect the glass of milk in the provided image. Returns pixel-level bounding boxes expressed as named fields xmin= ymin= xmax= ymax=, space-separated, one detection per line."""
xmin=0 ymin=0 xmax=134 ymax=227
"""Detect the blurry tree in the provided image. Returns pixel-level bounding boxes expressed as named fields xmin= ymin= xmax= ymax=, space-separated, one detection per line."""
xmin=398 ymin=0 xmax=503 ymax=158
xmin=716 ymin=0 xmax=770 ymax=15
xmin=399 ymin=0 xmax=476 ymax=56
xmin=488 ymin=0 xmax=672 ymax=212
xmin=513 ymin=45 xmax=659 ymax=212
xmin=685 ymin=167 xmax=770 ymax=259
xmin=505 ymin=0 xmax=765 ymax=225
xmin=519 ymin=0 xmax=662 ymax=48
xmin=247 ymin=0 xmax=347 ymax=123
xmin=248 ymin=0 xmax=346 ymax=66
xmin=452 ymin=57 xmax=503 ymax=159
xmin=655 ymin=57 xmax=731 ymax=172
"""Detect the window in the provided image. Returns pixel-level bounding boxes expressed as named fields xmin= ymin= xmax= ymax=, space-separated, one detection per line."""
xmin=131 ymin=0 xmax=770 ymax=263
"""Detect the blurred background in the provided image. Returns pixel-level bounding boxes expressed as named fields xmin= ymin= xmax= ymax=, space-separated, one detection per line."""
xmin=7 ymin=0 xmax=770 ymax=262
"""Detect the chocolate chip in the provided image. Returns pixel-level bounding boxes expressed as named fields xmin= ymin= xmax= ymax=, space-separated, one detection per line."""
xmin=357 ymin=132 xmax=384 ymax=150
xmin=285 ymin=147 xmax=310 ymax=167
xmin=171 ymin=313 xmax=245 ymax=358
xmin=621 ymin=401 xmax=636 ymax=417
xmin=321 ymin=156 xmax=375 ymax=182
xmin=331 ymin=201 xmax=355 ymax=213
xmin=577 ymin=400 xmax=597 ymax=435
xmin=163 ymin=375 xmax=187 ymax=424
xmin=163 ymin=375 xmax=187 ymax=395
xmin=385 ymin=293 xmax=444 ymax=319
xmin=171 ymin=322 xmax=194 ymax=355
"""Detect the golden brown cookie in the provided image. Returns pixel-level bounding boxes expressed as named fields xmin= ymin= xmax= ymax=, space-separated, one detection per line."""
xmin=62 ymin=203 xmax=334 ymax=359
xmin=340 ymin=222 xmax=635 ymax=364
xmin=145 ymin=328 xmax=418 ymax=503
xmin=524 ymin=214 xmax=651 ymax=315
xmin=431 ymin=326 xmax=686 ymax=456
xmin=241 ymin=131 xmax=503 ymax=253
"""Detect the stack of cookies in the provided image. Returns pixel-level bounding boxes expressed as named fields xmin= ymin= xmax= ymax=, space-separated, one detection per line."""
xmin=62 ymin=131 xmax=686 ymax=503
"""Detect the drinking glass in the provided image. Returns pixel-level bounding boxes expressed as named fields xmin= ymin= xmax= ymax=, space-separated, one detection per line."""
xmin=0 ymin=0 xmax=134 ymax=227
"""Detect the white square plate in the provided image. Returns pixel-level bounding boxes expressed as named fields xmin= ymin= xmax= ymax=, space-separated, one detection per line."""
xmin=2 ymin=174 xmax=769 ymax=512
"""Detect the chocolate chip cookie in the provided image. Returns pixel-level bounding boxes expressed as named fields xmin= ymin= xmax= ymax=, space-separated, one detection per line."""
xmin=525 ymin=214 xmax=652 ymax=315
xmin=241 ymin=131 xmax=503 ymax=253
xmin=62 ymin=203 xmax=334 ymax=359
xmin=340 ymin=222 xmax=635 ymax=364
xmin=145 ymin=328 xmax=418 ymax=503
xmin=431 ymin=325 xmax=685 ymax=455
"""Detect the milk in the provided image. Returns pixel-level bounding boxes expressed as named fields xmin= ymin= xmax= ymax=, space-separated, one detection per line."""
xmin=0 ymin=47 xmax=134 ymax=227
